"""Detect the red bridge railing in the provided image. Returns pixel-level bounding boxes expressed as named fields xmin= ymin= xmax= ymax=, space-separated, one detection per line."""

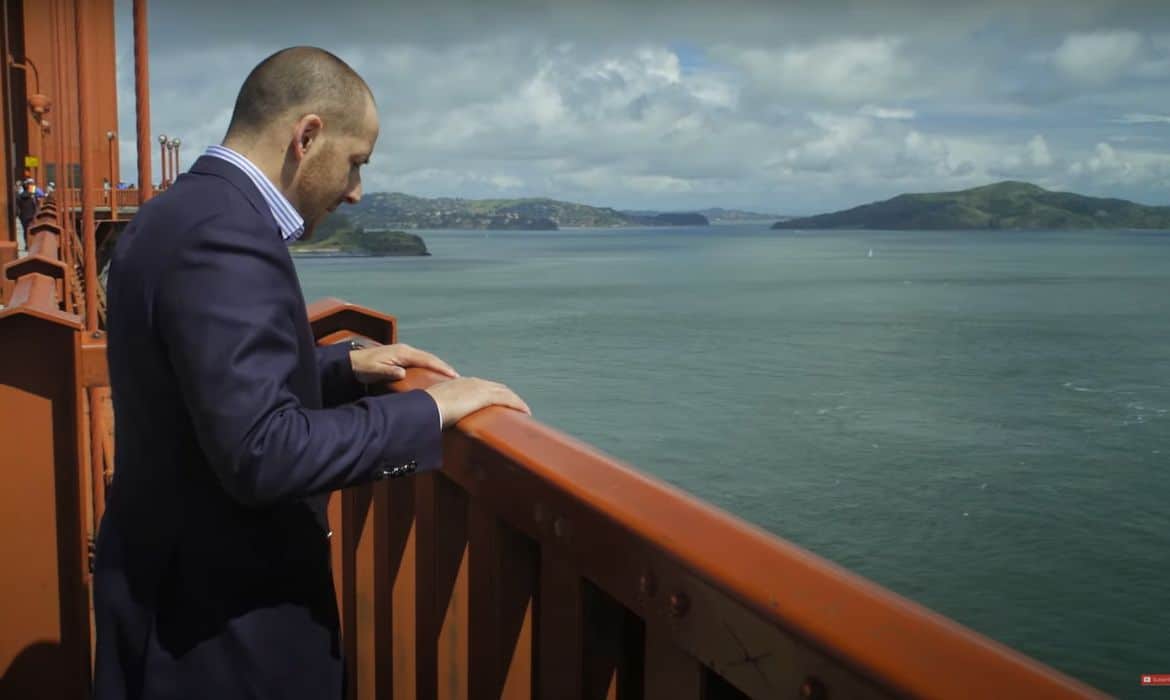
xmin=306 ymin=298 xmax=1108 ymax=700
xmin=0 ymin=190 xmax=109 ymax=698
xmin=0 ymin=0 xmax=1112 ymax=690
xmin=0 ymin=278 xmax=1110 ymax=697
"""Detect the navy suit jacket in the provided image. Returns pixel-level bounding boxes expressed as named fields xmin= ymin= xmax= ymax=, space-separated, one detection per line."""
xmin=94 ymin=156 xmax=442 ymax=699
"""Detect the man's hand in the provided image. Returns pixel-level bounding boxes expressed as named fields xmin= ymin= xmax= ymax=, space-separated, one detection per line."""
xmin=349 ymin=343 xmax=459 ymax=385
xmin=424 ymin=378 xmax=532 ymax=428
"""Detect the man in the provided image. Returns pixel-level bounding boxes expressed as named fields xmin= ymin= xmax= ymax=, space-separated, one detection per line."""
xmin=95 ymin=47 xmax=530 ymax=699
xmin=16 ymin=179 xmax=37 ymax=248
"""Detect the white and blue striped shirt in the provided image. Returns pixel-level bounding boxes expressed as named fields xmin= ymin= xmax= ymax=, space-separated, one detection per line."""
xmin=204 ymin=144 xmax=305 ymax=242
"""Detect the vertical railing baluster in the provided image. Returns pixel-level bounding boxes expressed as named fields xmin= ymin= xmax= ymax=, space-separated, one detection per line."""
xmin=583 ymin=583 xmax=644 ymax=700
xmin=327 ymin=490 xmax=348 ymax=684
xmin=386 ymin=479 xmax=418 ymax=699
xmin=416 ymin=470 xmax=470 ymax=700
xmin=468 ymin=503 xmax=536 ymax=700
xmin=350 ymin=484 xmax=376 ymax=700
xmin=415 ymin=474 xmax=437 ymax=700
xmin=537 ymin=552 xmax=584 ymax=699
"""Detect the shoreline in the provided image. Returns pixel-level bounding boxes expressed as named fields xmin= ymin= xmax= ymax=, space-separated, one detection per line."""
xmin=290 ymin=248 xmax=431 ymax=258
xmin=358 ymin=222 xmax=772 ymax=231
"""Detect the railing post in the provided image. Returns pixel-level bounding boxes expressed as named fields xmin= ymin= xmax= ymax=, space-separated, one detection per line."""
xmin=158 ymin=133 xmax=168 ymax=189
xmin=75 ymin=0 xmax=98 ymax=335
xmin=106 ymin=131 xmax=117 ymax=220
xmin=0 ymin=241 xmax=16 ymax=303
xmin=310 ymin=300 xmax=409 ymax=699
xmin=0 ymin=299 xmax=90 ymax=698
xmin=133 ymin=0 xmax=152 ymax=203
xmin=0 ymin=24 xmax=10 ymax=250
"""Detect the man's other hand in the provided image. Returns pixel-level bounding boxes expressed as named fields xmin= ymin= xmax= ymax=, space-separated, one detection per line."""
xmin=424 ymin=378 xmax=532 ymax=428
xmin=349 ymin=343 xmax=459 ymax=385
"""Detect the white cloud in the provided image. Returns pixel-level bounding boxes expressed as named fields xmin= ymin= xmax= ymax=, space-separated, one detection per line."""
xmin=1026 ymin=134 xmax=1054 ymax=168
xmin=988 ymin=134 xmax=1058 ymax=178
xmin=1063 ymin=142 xmax=1170 ymax=191
xmin=1052 ymin=30 xmax=1143 ymax=84
xmin=774 ymin=113 xmax=873 ymax=172
xmin=1113 ymin=113 xmax=1170 ymax=124
xmin=1068 ymin=142 xmax=1129 ymax=178
xmin=898 ymin=131 xmax=956 ymax=176
xmin=111 ymin=1 xmax=1170 ymax=211
xmin=555 ymin=169 xmax=694 ymax=194
xmin=717 ymin=37 xmax=915 ymax=104
xmin=488 ymin=174 xmax=525 ymax=190
xmin=385 ymin=168 xmax=535 ymax=194
xmin=859 ymin=105 xmax=916 ymax=120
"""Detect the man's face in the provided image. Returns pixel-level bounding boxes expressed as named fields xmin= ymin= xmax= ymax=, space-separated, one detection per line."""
xmin=295 ymin=99 xmax=379 ymax=239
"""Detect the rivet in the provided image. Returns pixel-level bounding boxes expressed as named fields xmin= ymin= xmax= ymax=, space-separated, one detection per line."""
xmin=639 ymin=570 xmax=657 ymax=596
xmin=800 ymin=676 xmax=827 ymax=700
xmin=668 ymin=592 xmax=689 ymax=617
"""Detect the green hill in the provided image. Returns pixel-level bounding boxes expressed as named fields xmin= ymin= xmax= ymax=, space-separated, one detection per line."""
xmin=697 ymin=207 xmax=784 ymax=222
xmin=771 ymin=181 xmax=1170 ymax=230
xmin=347 ymin=193 xmax=706 ymax=229
xmin=627 ymin=207 xmax=776 ymax=222
xmin=291 ymin=214 xmax=429 ymax=256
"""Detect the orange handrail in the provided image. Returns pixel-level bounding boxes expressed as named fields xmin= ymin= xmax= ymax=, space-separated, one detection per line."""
xmin=307 ymin=298 xmax=1107 ymax=700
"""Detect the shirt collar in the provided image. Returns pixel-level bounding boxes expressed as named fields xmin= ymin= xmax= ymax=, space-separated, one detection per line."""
xmin=203 ymin=144 xmax=306 ymax=242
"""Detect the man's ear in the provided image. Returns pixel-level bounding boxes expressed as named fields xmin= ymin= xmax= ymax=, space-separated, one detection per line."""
xmin=292 ymin=114 xmax=324 ymax=161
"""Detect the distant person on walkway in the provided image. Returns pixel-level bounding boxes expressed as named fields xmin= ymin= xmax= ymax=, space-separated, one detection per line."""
xmin=16 ymin=179 xmax=37 ymax=246
xmin=94 ymin=46 xmax=530 ymax=700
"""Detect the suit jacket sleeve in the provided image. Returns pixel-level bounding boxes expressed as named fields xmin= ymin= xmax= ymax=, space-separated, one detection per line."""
xmin=315 ymin=342 xmax=365 ymax=408
xmin=154 ymin=220 xmax=442 ymax=507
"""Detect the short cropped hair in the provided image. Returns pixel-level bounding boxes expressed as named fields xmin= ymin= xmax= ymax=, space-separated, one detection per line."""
xmin=225 ymin=46 xmax=374 ymax=140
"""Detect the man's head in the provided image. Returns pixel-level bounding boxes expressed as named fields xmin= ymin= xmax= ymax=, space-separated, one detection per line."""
xmin=223 ymin=47 xmax=378 ymax=238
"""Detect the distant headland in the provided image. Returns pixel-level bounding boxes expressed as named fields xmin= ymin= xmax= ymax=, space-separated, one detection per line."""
xmin=289 ymin=197 xmax=786 ymax=255
xmin=334 ymin=192 xmax=774 ymax=230
xmin=772 ymin=181 xmax=1170 ymax=231
xmin=290 ymin=215 xmax=429 ymax=257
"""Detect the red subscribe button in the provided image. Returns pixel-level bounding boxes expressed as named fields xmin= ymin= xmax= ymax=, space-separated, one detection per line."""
xmin=1142 ymin=675 xmax=1170 ymax=686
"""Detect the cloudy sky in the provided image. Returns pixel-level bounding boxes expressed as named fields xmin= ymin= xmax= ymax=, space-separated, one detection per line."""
xmin=113 ymin=0 xmax=1170 ymax=214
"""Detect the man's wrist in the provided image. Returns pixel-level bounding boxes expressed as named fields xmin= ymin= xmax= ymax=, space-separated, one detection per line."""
xmin=349 ymin=340 xmax=370 ymax=393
